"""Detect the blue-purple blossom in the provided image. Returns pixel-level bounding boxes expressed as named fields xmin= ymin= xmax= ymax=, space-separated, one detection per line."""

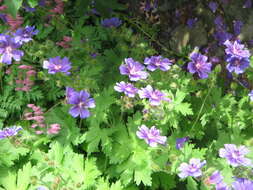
xmin=119 ymin=58 xmax=148 ymax=81
xmin=0 ymin=13 xmax=7 ymax=22
xmin=0 ymin=34 xmax=24 ymax=65
xmin=209 ymin=2 xmax=218 ymax=13
xmin=219 ymin=144 xmax=252 ymax=167
xmin=243 ymin=0 xmax=252 ymax=8
xmin=66 ymin=87 xmax=76 ymax=100
xmin=187 ymin=52 xmax=212 ymax=79
xmin=136 ymin=125 xmax=167 ymax=147
xmin=43 ymin=56 xmax=72 ymax=75
xmin=248 ymin=90 xmax=253 ymax=101
xmin=187 ymin=18 xmax=198 ymax=28
xmin=67 ymin=90 xmax=95 ymax=119
xmin=114 ymin=81 xmax=138 ymax=97
xmin=144 ymin=55 xmax=172 ymax=71
xmin=208 ymin=171 xmax=224 ymax=185
xmin=176 ymin=137 xmax=189 ymax=150
xmin=0 ymin=126 xmax=22 ymax=139
xmin=232 ymin=178 xmax=253 ymax=190
xmin=138 ymin=85 xmax=171 ymax=106
xmin=214 ymin=31 xmax=233 ymax=45
xmin=178 ymin=158 xmax=206 ymax=178
xmin=226 ymin=57 xmax=250 ymax=74
xmin=101 ymin=17 xmax=122 ymax=28
xmin=13 ymin=26 xmax=38 ymax=44
xmin=233 ymin=20 xmax=243 ymax=36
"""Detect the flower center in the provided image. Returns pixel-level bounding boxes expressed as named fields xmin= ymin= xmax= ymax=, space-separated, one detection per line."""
xmin=55 ymin=65 xmax=62 ymax=70
xmin=78 ymin=102 xmax=86 ymax=108
xmin=196 ymin=62 xmax=202 ymax=69
xmin=6 ymin=46 xmax=12 ymax=54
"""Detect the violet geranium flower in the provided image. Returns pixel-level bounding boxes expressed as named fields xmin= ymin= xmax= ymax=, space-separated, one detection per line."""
xmin=187 ymin=52 xmax=212 ymax=79
xmin=66 ymin=87 xmax=76 ymax=100
xmin=114 ymin=81 xmax=138 ymax=97
xmin=68 ymin=90 xmax=95 ymax=119
xmin=101 ymin=17 xmax=122 ymax=28
xmin=13 ymin=26 xmax=38 ymax=44
xmin=219 ymin=144 xmax=252 ymax=167
xmin=136 ymin=125 xmax=167 ymax=147
xmin=138 ymin=85 xmax=171 ymax=106
xmin=176 ymin=137 xmax=189 ymax=150
xmin=208 ymin=170 xmax=224 ymax=185
xmin=226 ymin=57 xmax=250 ymax=74
xmin=144 ymin=55 xmax=172 ymax=71
xmin=43 ymin=56 xmax=72 ymax=75
xmin=119 ymin=58 xmax=148 ymax=81
xmin=224 ymin=40 xmax=250 ymax=60
xmin=178 ymin=158 xmax=206 ymax=178
xmin=0 ymin=126 xmax=22 ymax=139
xmin=232 ymin=178 xmax=253 ymax=190
xmin=0 ymin=34 xmax=24 ymax=65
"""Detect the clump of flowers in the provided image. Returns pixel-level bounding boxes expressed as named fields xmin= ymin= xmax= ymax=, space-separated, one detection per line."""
xmin=24 ymin=104 xmax=46 ymax=134
xmin=47 ymin=124 xmax=61 ymax=135
xmin=66 ymin=88 xmax=95 ymax=119
xmin=138 ymin=85 xmax=171 ymax=106
xmin=119 ymin=58 xmax=148 ymax=81
xmin=101 ymin=17 xmax=122 ymax=28
xmin=15 ymin=64 xmax=36 ymax=92
xmin=178 ymin=158 xmax=206 ymax=178
xmin=0 ymin=126 xmax=22 ymax=139
xmin=43 ymin=56 xmax=72 ymax=75
xmin=56 ymin=36 xmax=72 ymax=48
xmin=213 ymin=15 xmax=232 ymax=45
xmin=136 ymin=125 xmax=167 ymax=147
xmin=6 ymin=14 xmax=23 ymax=30
xmin=0 ymin=34 xmax=24 ymax=65
xmin=219 ymin=144 xmax=252 ymax=167
xmin=144 ymin=55 xmax=172 ymax=71
xmin=224 ymin=40 xmax=251 ymax=74
xmin=187 ymin=51 xmax=212 ymax=79
xmin=13 ymin=26 xmax=38 ymax=45
xmin=114 ymin=81 xmax=138 ymax=98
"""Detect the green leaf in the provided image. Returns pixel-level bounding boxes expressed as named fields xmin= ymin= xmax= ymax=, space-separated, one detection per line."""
xmin=83 ymin=158 xmax=101 ymax=189
xmin=4 ymin=0 xmax=23 ymax=17
xmin=27 ymin=0 xmax=38 ymax=8
xmin=16 ymin=163 xmax=32 ymax=190
xmin=186 ymin=177 xmax=198 ymax=190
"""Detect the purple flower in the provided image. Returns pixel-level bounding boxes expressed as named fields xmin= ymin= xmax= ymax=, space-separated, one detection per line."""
xmin=0 ymin=14 xmax=7 ymax=22
xmin=68 ymin=90 xmax=95 ymax=118
xmin=213 ymin=31 xmax=233 ymax=45
xmin=219 ymin=144 xmax=252 ymax=167
xmin=232 ymin=178 xmax=253 ymax=190
xmin=216 ymin=182 xmax=231 ymax=190
xmin=101 ymin=17 xmax=122 ymax=28
xmin=0 ymin=126 xmax=22 ymax=139
xmin=144 ymin=55 xmax=172 ymax=71
xmin=114 ymin=81 xmax=138 ymax=97
xmin=43 ymin=56 xmax=72 ymax=75
xmin=138 ymin=85 xmax=171 ymax=106
xmin=233 ymin=20 xmax=243 ymax=36
xmin=248 ymin=90 xmax=253 ymax=101
xmin=243 ymin=0 xmax=252 ymax=8
xmin=178 ymin=158 xmax=206 ymax=178
xmin=136 ymin=125 xmax=167 ymax=147
xmin=176 ymin=137 xmax=189 ymax=150
xmin=187 ymin=18 xmax=198 ymax=28
xmin=119 ymin=58 xmax=148 ymax=81
xmin=187 ymin=52 xmax=212 ymax=79
xmin=226 ymin=57 xmax=250 ymax=74
xmin=13 ymin=26 xmax=38 ymax=44
xmin=209 ymin=2 xmax=218 ymax=13
xmin=66 ymin=87 xmax=76 ymax=99
xmin=224 ymin=40 xmax=250 ymax=59
xmin=0 ymin=34 xmax=24 ymax=65
xmin=208 ymin=171 xmax=224 ymax=185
